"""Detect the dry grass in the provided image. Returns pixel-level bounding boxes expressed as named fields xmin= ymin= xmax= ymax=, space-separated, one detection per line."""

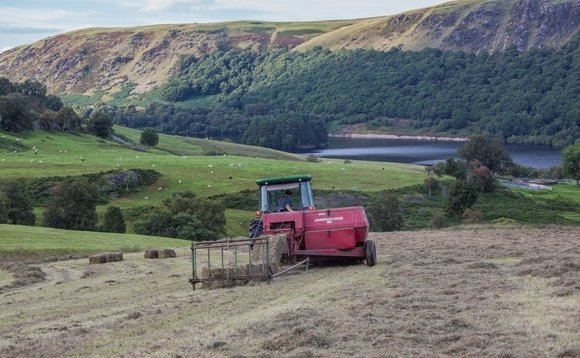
xmin=0 ymin=226 xmax=579 ymax=357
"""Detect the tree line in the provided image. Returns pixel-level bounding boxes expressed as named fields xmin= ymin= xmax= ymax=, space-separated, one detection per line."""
xmin=0 ymin=77 xmax=116 ymax=138
xmin=0 ymin=170 xmax=226 ymax=241
xmin=110 ymin=104 xmax=328 ymax=152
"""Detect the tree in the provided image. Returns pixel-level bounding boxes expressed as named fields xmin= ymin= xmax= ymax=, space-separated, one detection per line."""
xmin=102 ymin=206 xmax=126 ymax=233
xmin=55 ymin=106 xmax=82 ymax=132
xmin=133 ymin=191 xmax=225 ymax=241
xmin=164 ymin=191 xmax=226 ymax=236
xmin=433 ymin=158 xmax=468 ymax=179
xmin=367 ymin=192 xmax=403 ymax=231
xmin=86 ymin=110 xmax=113 ymax=138
xmin=140 ymin=128 xmax=159 ymax=146
xmin=0 ymin=94 xmax=35 ymax=132
xmin=469 ymin=160 xmax=494 ymax=192
xmin=43 ymin=178 xmax=99 ymax=230
xmin=445 ymin=179 xmax=478 ymax=217
xmin=133 ymin=211 xmax=218 ymax=241
xmin=0 ymin=192 xmax=9 ymax=224
xmin=458 ymin=135 xmax=513 ymax=173
xmin=0 ymin=181 xmax=36 ymax=225
xmin=562 ymin=144 xmax=580 ymax=184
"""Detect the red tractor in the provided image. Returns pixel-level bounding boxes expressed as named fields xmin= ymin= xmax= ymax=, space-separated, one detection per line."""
xmin=249 ymin=175 xmax=377 ymax=266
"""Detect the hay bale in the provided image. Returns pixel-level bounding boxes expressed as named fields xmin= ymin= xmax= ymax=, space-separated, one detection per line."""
xmin=159 ymin=249 xmax=176 ymax=259
xmin=250 ymin=234 xmax=287 ymax=272
xmin=245 ymin=263 xmax=269 ymax=275
xmin=200 ymin=267 xmax=241 ymax=289
xmin=88 ymin=252 xmax=123 ymax=264
xmin=106 ymin=252 xmax=124 ymax=262
xmin=89 ymin=254 xmax=107 ymax=264
xmin=144 ymin=249 xmax=159 ymax=259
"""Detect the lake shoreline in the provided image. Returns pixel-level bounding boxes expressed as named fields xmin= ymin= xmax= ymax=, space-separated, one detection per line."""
xmin=329 ymin=133 xmax=468 ymax=142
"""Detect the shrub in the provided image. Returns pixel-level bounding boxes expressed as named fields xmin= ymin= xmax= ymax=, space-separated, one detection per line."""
xmin=469 ymin=160 xmax=494 ymax=192
xmin=140 ymin=128 xmax=159 ymax=147
xmin=424 ymin=176 xmax=439 ymax=196
xmin=43 ymin=178 xmax=99 ymax=230
xmin=444 ymin=179 xmax=478 ymax=218
xmin=0 ymin=181 xmax=36 ymax=225
xmin=102 ymin=206 xmax=126 ymax=233
xmin=461 ymin=208 xmax=485 ymax=224
xmin=86 ymin=110 xmax=113 ymax=138
xmin=491 ymin=217 xmax=516 ymax=225
xmin=133 ymin=211 xmax=219 ymax=241
xmin=367 ymin=192 xmax=403 ymax=231
xmin=164 ymin=191 xmax=226 ymax=236
xmin=429 ymin=211 xmax=448 ymax=229
xmin=306 ymin=155 xmax=320 ymax=163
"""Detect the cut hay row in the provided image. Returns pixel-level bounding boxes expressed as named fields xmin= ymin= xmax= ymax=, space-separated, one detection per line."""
xmin=0 ymin=262 xmax=46 ymax=293
xmin=88 ymin=252 xmax=123 ymax=264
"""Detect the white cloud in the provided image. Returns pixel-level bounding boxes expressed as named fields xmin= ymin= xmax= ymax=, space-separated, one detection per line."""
xmin=0 ymin=6 xmax=98 ymax=36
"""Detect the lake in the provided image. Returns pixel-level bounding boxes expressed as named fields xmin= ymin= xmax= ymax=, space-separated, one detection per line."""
xmin=306 ymin=137 xmax=563 ymax=169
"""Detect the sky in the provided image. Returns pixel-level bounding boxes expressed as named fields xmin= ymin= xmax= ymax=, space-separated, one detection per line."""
xmin=0 ymin=0 xmax=450 ymax=53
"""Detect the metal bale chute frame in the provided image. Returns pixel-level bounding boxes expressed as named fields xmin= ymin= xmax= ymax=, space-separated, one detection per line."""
xmin=189 ymin=236 xmax=310 ymax=290
xmin=189 ymin=237 xmax=271 ymax=290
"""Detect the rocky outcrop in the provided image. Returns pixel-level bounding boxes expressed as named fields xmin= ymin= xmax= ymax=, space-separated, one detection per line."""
xmin=298 ymin=0 xmax=580 ymax=53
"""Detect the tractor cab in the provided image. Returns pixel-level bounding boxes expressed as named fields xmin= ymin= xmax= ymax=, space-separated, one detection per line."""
xmin=257 ymin=175 xmax=315 ymax=213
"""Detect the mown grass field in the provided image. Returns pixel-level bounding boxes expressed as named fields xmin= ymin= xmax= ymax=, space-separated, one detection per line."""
xmin=0 ymin=226 xmax=578 ymax=357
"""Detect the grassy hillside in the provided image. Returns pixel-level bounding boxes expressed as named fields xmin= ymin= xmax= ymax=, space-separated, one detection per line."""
xmin=0 ymin=224 xmax=191 ymax=262
xmin=0 ymin=127 xmax=426 ymax=236
xmin=2 ymin=126 xmax=579 ymax=249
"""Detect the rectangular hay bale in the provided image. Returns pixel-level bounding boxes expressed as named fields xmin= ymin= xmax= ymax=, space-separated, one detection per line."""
xmin=144 ymin=249 xmax=159 ymax=259
xmin=159 ymin=249 xmax=176 ymax=259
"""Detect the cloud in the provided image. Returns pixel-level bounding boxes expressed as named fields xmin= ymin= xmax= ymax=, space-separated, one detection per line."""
xmin=0 ymin=26 xmax=62 ymax=35
xmin=118 ymin=0 xmax=215 ymax=12
xmin=0 ymin=7 xmax=95 ymax=34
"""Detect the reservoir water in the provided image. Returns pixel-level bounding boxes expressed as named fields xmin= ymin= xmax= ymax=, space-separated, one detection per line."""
xmin=308 ymin=137 xmax=563 ymax=169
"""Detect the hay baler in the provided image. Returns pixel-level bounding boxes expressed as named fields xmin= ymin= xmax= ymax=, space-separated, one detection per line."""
xmin=249 ymin=175 xmax=376 ymax=266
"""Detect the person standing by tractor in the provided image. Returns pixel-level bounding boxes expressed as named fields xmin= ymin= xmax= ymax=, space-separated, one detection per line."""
xmin=277 ymin=190 xmax=294 ymax=212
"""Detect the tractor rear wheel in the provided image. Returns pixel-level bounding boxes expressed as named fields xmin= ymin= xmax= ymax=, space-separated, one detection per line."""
xmin=364 ymin=240 xmax=377 ymax=267
xmin=248 ymin=218 xmax=263 ymax=238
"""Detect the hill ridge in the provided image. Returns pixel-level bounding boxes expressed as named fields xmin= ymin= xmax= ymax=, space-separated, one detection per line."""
xmin=1 ymin=0 xmax=579 ymax=98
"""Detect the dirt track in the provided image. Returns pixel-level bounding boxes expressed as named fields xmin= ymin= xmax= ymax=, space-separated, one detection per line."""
xmin=1 ymin=226 xmax=579 ymax=357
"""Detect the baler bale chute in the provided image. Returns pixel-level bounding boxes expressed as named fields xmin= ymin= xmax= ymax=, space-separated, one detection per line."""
xmin=249 ymin=174 xmax=377 ymax=266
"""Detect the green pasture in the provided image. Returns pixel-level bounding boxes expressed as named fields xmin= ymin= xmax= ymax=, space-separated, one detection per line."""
xmin=0 ymin=128 xmax=426 ymax=200
xmin=0 ymin=224 xmax=191 ymax=261
xmin=0 ymin=127 xmax=426 ymax=238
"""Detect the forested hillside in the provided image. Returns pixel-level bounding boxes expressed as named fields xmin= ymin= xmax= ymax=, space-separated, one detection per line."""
xmin=2 ymin=0 xmax=580 ymax=149
xmin=114 ymin=36 xmax=580 ymax=148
